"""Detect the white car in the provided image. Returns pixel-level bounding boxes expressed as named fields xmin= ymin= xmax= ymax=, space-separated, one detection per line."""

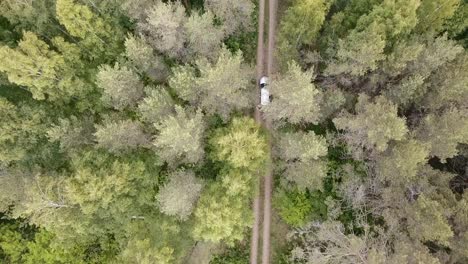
xmin=259 ymin=76 xmax=270 ymax=106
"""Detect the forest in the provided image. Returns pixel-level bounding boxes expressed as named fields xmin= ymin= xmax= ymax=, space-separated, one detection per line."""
xmin=0 ymin=0 xmax=467 ymax=263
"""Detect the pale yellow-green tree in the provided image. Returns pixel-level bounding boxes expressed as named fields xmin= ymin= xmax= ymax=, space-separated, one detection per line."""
xmin=384 ymin=35 xmax=463 ymax=107
xmin=156 ymin=169 xmax=203 ymax=220
xmin=168 ymin=64 xmax=197 ymax=103
xmin=96 ymin=63 xmax=145 ymax=110
xmin=192 ymin=182 xmax=252 ymax=244
xmin=405 ymin=194 xmax=454 ymax=246
xmin=333 ymin=94 xmax=408 ymax=153
xmin=138 ymin=0 xmax=187 ymax=58
xmin=185 ymin=10 xmax=224 ymax=60
xmin=376 ymin=139 xmax=429 ymax=184
xmin=451 ymin=192 xmax=468 ymax=262
xmin=422 ymin=54 xmax=468 ymax=111
xmin=120 ymin=239 xmax=174 ymax=264
xmin=137 ymin=87 xmax=175 ymax=124
xmin=94 ymin=119 xmax=150 ymax=154
xmin=263 ymin=62 xmax=323 ymax=125
xmin=0 ymin=32 xmax=87 ymax=101
xmin=319 ymin=88 xmax=347 ymax=121
xmin=210 ymin=117 xmax=267 ymax=170
xmin=290 ymin=221 xmax=388 ymax=264
xmin=205 ymin=0 xmax=254 ymax=36
xmin=278 ymin=131 xmax=328 ymax=162
xmin=56 ymin=0 xmax=124 ymax=61
xmin=124 ymin=35 xmax=169 ymax=81
xmin=277 ymin=131 xmax=328 ymax=191
xmin=284 ymin=160 xmax=328 ymax=192
xmin=154 ymin=106 xmax=205 ymax=166
xmin=170 ymin=48 xmax=251 ymax=120
xmin=325 ymin=23 xmax=386 ymax=76
xmin=416 ymin=108 xmax=468 ymax=161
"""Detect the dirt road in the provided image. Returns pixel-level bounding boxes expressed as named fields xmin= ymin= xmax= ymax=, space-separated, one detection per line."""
xmin=249 ymin=0 xmax=265 ymax=261
xmin=250 ymin=0 xmax=277 ymax=263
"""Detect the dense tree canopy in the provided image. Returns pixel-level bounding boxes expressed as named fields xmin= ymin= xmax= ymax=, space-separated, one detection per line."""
xmin=0 ymin=0 xmax=467 ymax=263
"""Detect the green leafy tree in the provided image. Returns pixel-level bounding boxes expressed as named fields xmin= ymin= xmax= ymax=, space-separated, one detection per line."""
xmin=185 ymin=10 xmax=224 ymax=60
xmin=94 ymin=119 xmax=150 ymax=154
xmin=319 ymin=88 xmax=346 ymax=121
xmin=124 ymin=35 xmax=169 ymax=81
xmin=192 ymin=183 xmax=252 ymax=244
xmin=376 ymin=139 xmax=429 ymax=184
xmin=0 ymin=0 xmax=60 ymax=37
xmin=333 ymin=94 xmax=408 ymax=153
xmin=325 ymin=23 xmax=386 ymax=76
xmin=56 ymin=0 xmax=124 ymax=61
xmin=120 ymin=238 xmax=174 ymax=264
xmin=96 ymin=63 xmax=144 ymax=110
xmin=422 ymin=54 xmax=468 ymax=111
xmin=279 ymin=0 xmax=330 ymax=46
xmin=415 ymin=0 xmax=460 ymax=33
xmin=274 ymin=189 xmax=312 ymax=227
xmin=205 ymin=0 xmax=254 ymax=36
xmin=444 ymin=3 xmax=468 ymax=46
xmin=385 ymin=35 xmax=463 ymax=107
xmin=405 ymin=195 xmax=454 ymax=246
xmin=47 ymin=116 xmax=95 ymax=153
xmin=278 ymin=131 xmax=327 ymax=161
xmin=210 ymin=244 xmax=249 ymax=264
xmin=63 ymin=151 xmax=159 ymax=238
xmin=6 ymin=152 xmax=159 ymax=247
xmin=120 ymin=212 xmax=194 ymax=263
xmin=0 ymin=32 xmax=87 ymax=101
xmin=321 ymin=0 xmax=381 ymax=40
xmin=263 ymin=62 xmax=323 ymax=125
xmin=284 ymin=160 xmax=328 ymax=192
xmin=138 ymin=0 xmax=187 ymax=58
xmin=170 ymin=48 xmax=251 ymax=120
xmin=0 ymin=223 xmax=26 ymax=263
xmin=326 ymin=0 xmax=420 ymax=76
xmin=22 ymin=230 xmax=83 ymax=264
xmin=156 ymin=169 xmax=203 ymax=220
xmin=277 ymin=0 xmax=331 ymax=63
xmin=210 ymin=117 xmax=267 ymax=170
xmin=154 ymin=106 xmax=205 ymax=166
xmin=354 ymin=0 xmax=420 ymax=39
xmin=138 ymin=87 xmax=175 ymax=124
xmin=0 ymin=99 xmax=48 ymax=165
xmin=194 ymin=117 xmax=263 ymax=244
xmin=416 ymin=108 xmax=468 ymax=161
xmin=277 ymin=131 xmax=328 ymax=191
